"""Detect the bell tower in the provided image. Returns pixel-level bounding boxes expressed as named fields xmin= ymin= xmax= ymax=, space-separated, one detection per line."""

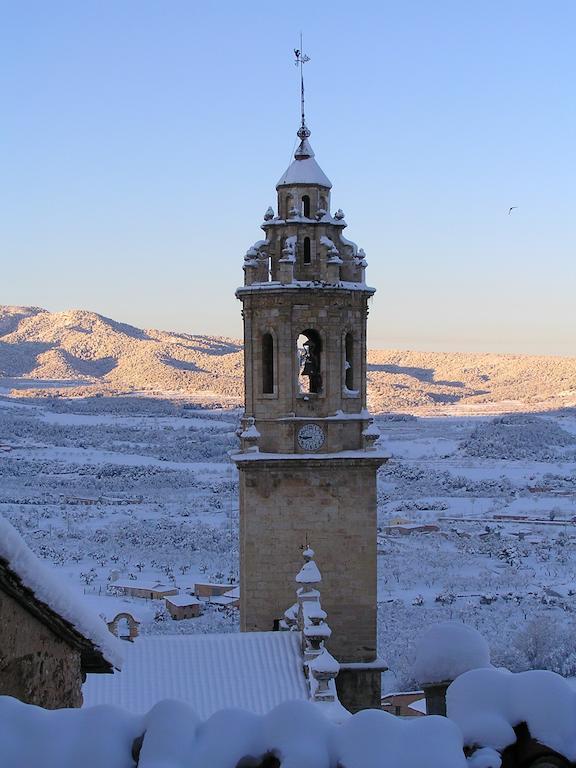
xmin=232 ymin=51 xmax=388 ymax=711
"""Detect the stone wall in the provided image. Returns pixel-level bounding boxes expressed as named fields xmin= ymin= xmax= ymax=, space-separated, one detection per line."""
xmin=0 ymin=590 xmax=83 ymax=708
xmin=239 ymin=456 xmax=380 ymax=664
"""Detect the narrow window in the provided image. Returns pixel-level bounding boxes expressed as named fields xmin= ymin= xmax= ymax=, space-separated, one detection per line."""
xmin=303 ymin=237 xmax=311 ymax=264
xmin=345 ymin=332 xmax=354 ymax=390
xmin=297 ymin=329 xmax=322 ymax=394
xmin=262 ymin=333 xmax=274 ymax=394
xmin=285 ymin=194 xmax=293 ymax=218
xmin=319 ymin=196 xmax=327 ymax=212
xmin=302 ymin=195 xmax=311 ymax=217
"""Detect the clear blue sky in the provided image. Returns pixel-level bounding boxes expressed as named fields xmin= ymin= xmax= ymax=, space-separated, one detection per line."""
xmin=2 ymin=1 xmax=574 ymax=355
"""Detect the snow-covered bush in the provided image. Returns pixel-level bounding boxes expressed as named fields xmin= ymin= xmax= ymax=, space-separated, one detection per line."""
xmin=447 ymin=668 xmax=576 ymax=761
xmin=413 ymin=622 xmax=491 ymax=685
xmin=462 ymin=414 xmax=575 ymax=461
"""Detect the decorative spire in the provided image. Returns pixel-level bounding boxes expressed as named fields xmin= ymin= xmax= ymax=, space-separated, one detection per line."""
xmin=294 ymin=35 xmax=310 ymax=138
xmin=293 ymin=37 xmax=314 ymax=161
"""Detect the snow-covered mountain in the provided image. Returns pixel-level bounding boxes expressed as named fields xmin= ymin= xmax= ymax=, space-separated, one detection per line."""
xmin=1 ymin=305 xmax=575 ymax=412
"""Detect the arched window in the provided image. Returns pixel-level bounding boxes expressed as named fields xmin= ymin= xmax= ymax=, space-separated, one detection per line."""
xmin=345 ymin=332 xmax=354 ymax=390
xmin=262 ymin=333 xmax=274 ymax=394
xmin=303 ymin=237 xmax=311 ymax=264
xmin=319 ymin=196 xmax=327 ymax=212
xmin=285 ymin=194 xmax=293 ymax=218
xmin=297 ymin=329 xmax=322 ymax=394
xmin=302 ymin=195 xmax=311 ymax=218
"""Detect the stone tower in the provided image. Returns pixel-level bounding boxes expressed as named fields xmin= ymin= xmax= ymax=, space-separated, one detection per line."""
xmin=232 ymin=113 xmax=388 ymax=710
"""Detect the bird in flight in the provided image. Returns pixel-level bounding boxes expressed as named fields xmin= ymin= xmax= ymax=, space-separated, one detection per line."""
xmin=508 ymin=206 xmax=518 ymax=215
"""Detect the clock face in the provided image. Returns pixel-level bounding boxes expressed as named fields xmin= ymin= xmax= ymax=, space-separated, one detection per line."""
xmin=297 ymin=423 xmax=325 ymax=452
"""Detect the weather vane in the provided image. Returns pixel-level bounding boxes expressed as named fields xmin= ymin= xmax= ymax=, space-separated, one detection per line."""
xmin=294 ymin=34 xmax=310 ymax=137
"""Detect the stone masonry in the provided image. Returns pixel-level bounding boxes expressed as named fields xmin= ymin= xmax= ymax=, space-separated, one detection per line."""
xmin=0 ymin=589 xmax=84 ymax=708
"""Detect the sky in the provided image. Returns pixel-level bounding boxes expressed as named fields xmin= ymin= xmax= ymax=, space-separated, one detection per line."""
xmin=1 ymin=1 xmax=575 ymax=356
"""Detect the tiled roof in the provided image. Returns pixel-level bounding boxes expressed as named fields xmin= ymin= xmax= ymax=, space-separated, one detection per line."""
xmin=83 ymin=631 xmax=309 ymax=716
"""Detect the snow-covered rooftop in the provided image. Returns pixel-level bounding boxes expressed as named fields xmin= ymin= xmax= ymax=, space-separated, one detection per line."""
xmin=0 ymin=515 xmax=123 ymax=670
xmin=83 ymin=631 xmax=309 ymax=716
xmin=165 ymin=594 xmax=201 ymax=607
xmin=276 ymin=136 xmax=332 ymax=189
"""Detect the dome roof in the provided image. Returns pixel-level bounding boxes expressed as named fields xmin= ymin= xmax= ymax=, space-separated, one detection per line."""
xmin=276 ymin=133 xmax=332 ymax=189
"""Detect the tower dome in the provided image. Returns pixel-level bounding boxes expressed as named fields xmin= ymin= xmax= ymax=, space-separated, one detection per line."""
xmin=276 ymin=125 xmax=332 ymax=189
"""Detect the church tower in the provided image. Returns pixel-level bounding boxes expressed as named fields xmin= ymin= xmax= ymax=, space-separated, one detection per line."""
xmin=232 ymin=56 xmax=388 ymax=711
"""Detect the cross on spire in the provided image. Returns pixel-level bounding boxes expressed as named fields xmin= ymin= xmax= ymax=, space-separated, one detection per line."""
xmin=294 ymin=35 xmax=311 ymax=140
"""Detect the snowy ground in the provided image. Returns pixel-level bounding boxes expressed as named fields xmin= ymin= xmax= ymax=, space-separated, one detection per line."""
xmin=1 ymin=394 xmax=575 ymax=690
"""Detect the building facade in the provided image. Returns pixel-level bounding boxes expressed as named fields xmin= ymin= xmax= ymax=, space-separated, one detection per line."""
xmin=232 ymin=117 xmax=388 ymax=710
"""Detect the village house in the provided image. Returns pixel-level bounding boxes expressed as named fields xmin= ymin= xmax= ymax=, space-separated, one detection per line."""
xmin=381 ymin=690 xmax=427 ymax=717
xmin=193 ymin=581 xmax=236 ymax=598
xmin=112 ymin=579 xmax=178 ymax=600
xmin=164 ymin=594 xmax=202 ymax=620
xmin=0 ymin=517 xmax=122 ymax=708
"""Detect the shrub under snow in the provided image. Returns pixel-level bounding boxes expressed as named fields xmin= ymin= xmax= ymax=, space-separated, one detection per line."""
xmin=413 ymin=622 xmax=491 ymax=685
xmin=462 ymin=414 xmax=575 ymax=461
xmin=447 ymin=668 xmax=576 ymax=762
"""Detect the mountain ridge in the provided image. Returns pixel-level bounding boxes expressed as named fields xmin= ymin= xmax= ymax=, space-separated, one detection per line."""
xmin=1 ymin=305 xmax=575 ymax=413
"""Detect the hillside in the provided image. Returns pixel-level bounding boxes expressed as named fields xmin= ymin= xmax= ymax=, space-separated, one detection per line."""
xmin=1 ymin=305 xmax=575 ymax=412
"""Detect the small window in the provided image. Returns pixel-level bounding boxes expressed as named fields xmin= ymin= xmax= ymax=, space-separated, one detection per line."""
xmin=262 ymin=333 xmax=274 ymax=394
xmin=345 ymin=332 xmax=354 ymax=390
xmin=303 ymin=237 xmax=311 ymax=264
xmin=302 ymin=195 xmax=311 ymax=218
xmin=285 ymin=193 xmax=293 ymax=218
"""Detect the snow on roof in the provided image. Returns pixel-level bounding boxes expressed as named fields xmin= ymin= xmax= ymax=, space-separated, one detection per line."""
xmin=83 ymin=631 xmax=309 ymax=717
xmin=413 ymin=622 xmax=491 ymax=685
xmin=409 ymin=698 xmax=427 ymax=715
xmin=209 ymin=595 xmax=239 ymax=606
xmin=277 ymin=156 xmax=332 ymax=188
xmin=222 ymin=586 xmax=240 ymax=599
xmin=447 ymin=668 xmax=576 ymax=762
xmin=0 ymin=515 xmax=123 ymax=670
xmin=113 ymin=580 xmax=175 ymax=593
xmin=165 ymin=594 xmax=201 ymax=607
xmin=276 ymin=138 xmax=332 ymax=188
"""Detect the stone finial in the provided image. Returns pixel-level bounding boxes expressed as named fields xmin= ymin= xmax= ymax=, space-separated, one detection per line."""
xmin=240 ymin=417 xmax=260 ymax=452
xmin=334 ymin=208 xmax=345 ymax=220
xmin=362 ymin=420 xmax=380 ymax=451
xmin=279 ymin=236 xmax=296 ymax=285
xmin=279 ymin=544 xmax=343 ymax=708
xmin=264 ymin=206 xmax=274 ymax=221
xmin=309 ymin=648 xmax=340 ymax=702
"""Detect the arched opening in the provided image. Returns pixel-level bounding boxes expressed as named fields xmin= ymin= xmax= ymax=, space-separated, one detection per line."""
xmin=302 ymin=195 xmax=311 ymax=218
xmin=117 ymin=617 xmax=131 ymax=640
xmin=319 ymin=195 xmax=327 ymax=213
xmin=297 ymin=329 xmax=322 ymax=394
xmin=285 ymin=193 xmax=293 ymax=218
xmin=262 ymin=333 xmax=274 ymax=394
xmin=345 ymin=332 xmax=354 ymax=390
xmin=303 ymin=237 xmax=311 ymax=264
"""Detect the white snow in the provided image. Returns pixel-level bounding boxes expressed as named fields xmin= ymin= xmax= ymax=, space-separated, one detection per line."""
xmin=277 ymin=157 xmax=332 ymax=188
xmin=334 ymin=709 xmax=467 ymax=768
xmin=447 ymin=667 xmax=576 ymax=761
xmin=83 ymin=632 xmax=309 ymax=716
xmin=0 ymin=696 xmax=469 ymax=768
xmin=0 ymin=515 xmax=123 ymax=669
xmin=296 ymin=559 xmax=322 ymax=584
xmin=413 ymin=622 xmax=491 ymax=685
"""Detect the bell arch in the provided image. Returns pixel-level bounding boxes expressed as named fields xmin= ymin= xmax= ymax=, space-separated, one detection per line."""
xmin=297 ymin=328 xmax=323 ymax=394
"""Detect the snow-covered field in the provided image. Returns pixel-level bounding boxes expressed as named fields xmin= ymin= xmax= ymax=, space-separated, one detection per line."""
xmin=1 ymin=391 xmax=576 ymax=690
